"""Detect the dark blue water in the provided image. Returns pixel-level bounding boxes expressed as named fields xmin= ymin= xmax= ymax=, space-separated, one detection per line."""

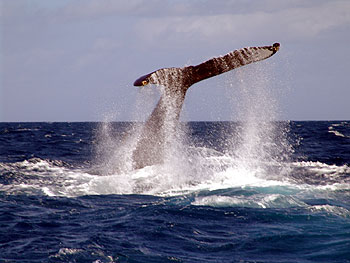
xmin=1 ymin=122 xmax=350 ymax=262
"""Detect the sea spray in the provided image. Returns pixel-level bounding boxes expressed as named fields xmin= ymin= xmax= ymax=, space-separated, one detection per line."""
xmin=94 ymin=83 xmax=196 ymax=194
xmin=95 ymin=85 xmax=160 ymax=174
xmin=224 ymin=62 xmax=292 ymax=180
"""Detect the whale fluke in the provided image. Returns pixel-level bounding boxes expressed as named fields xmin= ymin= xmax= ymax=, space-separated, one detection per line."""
xmin=132 ymin=43 xmax=280 ymax=169
xmin=134 ymin=43 xmax=280 ymax=88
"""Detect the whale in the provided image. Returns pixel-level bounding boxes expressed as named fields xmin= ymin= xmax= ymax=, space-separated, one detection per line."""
xmin=132 ymin=43 xmax=280 ymax=169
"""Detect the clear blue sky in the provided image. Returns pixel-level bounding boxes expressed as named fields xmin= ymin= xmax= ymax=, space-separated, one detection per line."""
xmin=1 ymin=0 xmax=350 ymax=121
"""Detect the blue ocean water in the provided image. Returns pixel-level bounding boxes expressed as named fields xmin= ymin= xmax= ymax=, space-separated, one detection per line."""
xmin=0 ymin=121 xmax=350 ymax=262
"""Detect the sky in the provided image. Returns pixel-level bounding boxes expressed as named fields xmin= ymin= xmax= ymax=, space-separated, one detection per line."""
xmin=1 ymin=0 xmax=350 ymax=121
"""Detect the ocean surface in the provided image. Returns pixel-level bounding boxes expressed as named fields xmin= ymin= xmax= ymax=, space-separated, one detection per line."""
xmin=1 ymin=121 xmax=350 ymax=262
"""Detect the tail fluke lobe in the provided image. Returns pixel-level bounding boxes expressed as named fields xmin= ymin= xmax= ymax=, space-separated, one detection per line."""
xmin=133 ymin=72 xmax=153 ymax=86
xmin=190 ymin=43 xmax=280 ymax=85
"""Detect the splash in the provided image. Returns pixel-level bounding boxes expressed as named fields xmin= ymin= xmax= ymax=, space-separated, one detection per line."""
xmin=94 ymin=83 xmax=197 ymax=193
xmin=222 ymin=62 xmax=293 ymax=181
xmin=92 ymin=61 xmax=294 ymax=196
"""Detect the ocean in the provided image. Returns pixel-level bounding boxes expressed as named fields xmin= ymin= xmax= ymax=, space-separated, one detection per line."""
xmin=0 ymin=121 xmax=349 ymax=262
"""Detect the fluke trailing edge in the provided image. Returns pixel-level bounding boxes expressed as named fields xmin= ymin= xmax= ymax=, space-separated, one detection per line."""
xmin=132 ymin=43 xmax=280 ymax=169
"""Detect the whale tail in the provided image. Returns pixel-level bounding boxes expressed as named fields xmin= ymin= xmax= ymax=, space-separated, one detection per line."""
xmin=132 ymin=43 xmax=280 ymax=169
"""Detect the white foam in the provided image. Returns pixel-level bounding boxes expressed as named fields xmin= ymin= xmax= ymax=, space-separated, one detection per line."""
xmin=192 ymin=194 xmax=307 ymax=208
xmin=328 ymin=122 xmax=350 ymax=138
xmin=290 ymin=161 xmax=350 ymax=182
xmin=309 ymin=205 xmax=350 ymax=218
xmin=328 ymin=129 xmax=346 ymax=138
xmin=57 ymin=248 xmax=83 ymax=255
xmin=0 ymin=154 xmax=285 ymax=197
xmin=1 ymin=156 xmax=350 ymax=219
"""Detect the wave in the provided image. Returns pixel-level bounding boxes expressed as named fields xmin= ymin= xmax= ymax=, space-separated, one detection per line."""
xmin=328 ymin=121 xmax=350 ymax=138
xmin=1 ymin=154 xmax=349 ymax=217
xmin=288 ymin=161 xmax=350 ymax=186
xmin=192 ymin=193 xmax=307 ymax=209
xmin=1 ymin=156 xmax=349 ymax=196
